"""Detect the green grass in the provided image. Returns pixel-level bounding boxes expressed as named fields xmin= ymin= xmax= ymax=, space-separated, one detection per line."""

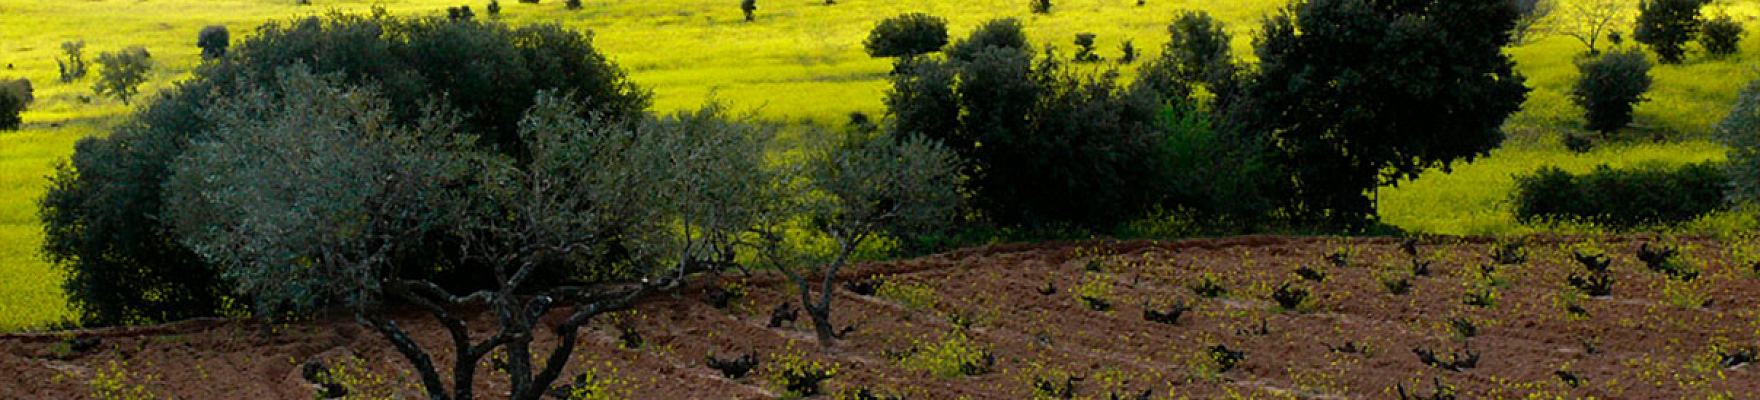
xmin=3 ymin=0 xmax=1760 ymax=328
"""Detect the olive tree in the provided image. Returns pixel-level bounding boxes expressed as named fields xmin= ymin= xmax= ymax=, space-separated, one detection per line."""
xmin=1570 ymin=49 xmax=1652 ymax=135
xmin=1634 ymin=0 xmax=1710 ymax=64
xmin=758 ymin=131 xmax=962 ymax=347
xmin=93 ymin=47 xmax=152 ymax=105
xmin=167 ymin=68 xmax=772 ymax=399
xmin=198 ymin=25 xmax=230 ymax=60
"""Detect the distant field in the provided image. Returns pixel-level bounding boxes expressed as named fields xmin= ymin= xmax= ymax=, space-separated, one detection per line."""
xmin=3 ymin=0 xmax=1760 ymax=328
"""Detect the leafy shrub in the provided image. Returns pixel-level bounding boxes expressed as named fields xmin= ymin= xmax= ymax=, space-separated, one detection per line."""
xmin=1719 ymin=79 xmax=1760 ymax=203
xmin=487 ymin=0 xmax=500 ymax=16
xmin=1699 ymin=15 xmax=1743 ymax=57
xmin=1118 ymin=40 xmax=1137 ymax=64
xmin=41 ymin=12 xmax=649 ymax=326
xmin=566 ymin=0 xmax=581 ymax=10
xmin=899 ymin=330 xmax=992 ymax=378
xmin=741 ymin=0 xmax=755 ymax=21
xmin=58 ymin=40 xmax=87 ymax=82
xmin=945 ymin=18 xmax=1028 ymax=62
xmin=876 ymin=281 xmax=936 ymax=310
xmin=0 ymin=78 xmax=30 ymax=130
xmin=1072 ymin=33 xmax=1102 ymax=62
xmin=1634 ymin=0 xmax=1710 ymax=64
xmin=92 ymin=47 xmax=152 ymax=105
xmin=1135 ymin=10 xmax=1233 ymax=101
xmin=197 ymin=25 xmax=229 ymax=60
xmin=1570 ymin=49 xmax=1653 ymax=135
xmin=886 ymin=19 xmax=1172 ymax=230
xmin=1512 ymin=162 xmax=1728 ymax=228
xmin=864 ymin=13 xmax=948 ymax=58
xmin=1028 ymin=0 xmax=1050 ymax=14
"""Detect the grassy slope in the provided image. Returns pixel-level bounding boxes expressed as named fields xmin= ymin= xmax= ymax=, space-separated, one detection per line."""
xmin=0 ymin=0 xmax=1756 ymax=328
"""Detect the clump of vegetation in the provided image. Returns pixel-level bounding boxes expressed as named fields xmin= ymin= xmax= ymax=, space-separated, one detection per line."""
xmin=1512 ymin=163 xmax=1727 ymax=228
xmin=899 ymin=330 xmax=995 ymax=378
xmin=1207 ymin=344 xmax=1245 ymax=373
xmin=1117 ymin=40 xmax=1136 ymax=64
xmin=1028 ymin=0 xmax=1050 ymax=14
xmin=1143 ymin=301 xmax=1190 ymax=325
xmin=0 ymin=78 xmax=31 ymax=130
xmin=1190 ymin=273 xmax=1227 ymax=298
xmin=57 ymin=40 xmax=87 ymax=82
xmin=1717 ymin=78 xmax=1760 ymax=204
xmin=741 ymin=0 xmax=756 ymax=21
xmin=706 ymin=353 xmax=759 ymax=379
xmin=1072 ymin=33 xmax=1102 ymax=63
xmin=767 ymin=343 xmax=839 ymax=397
xmin=864 ymin=13 xmax=948 ymax=59
xmin=197 ymin=25 xmax=229 ymax=60
xmin=86 ymin=360 xmax=157 ymax=400
xmin=1699 ymin=14 xmax=1743 ymax=57
xmin=1633 ymin=0 xmax=1709 ymax=64
xmin=93 ymin=46 xmax=151 ymax=105
xmin=877 ymin=281 xmax=937 ymax=310
xmin=1490 ymin=241 xmax=1528 ymax=265
xmin=1570 ymin=48 xmax=1653 ymax=135
xmin=1271 ymin=282 xmax=1309 ymax=311
xmin=1639 ymin=243 xmax=1701 ymax=281
xmin=1077 ymin=274 xmax=1114 ymax=311
xmin=486 ymin=0 xmax=500 ymax=16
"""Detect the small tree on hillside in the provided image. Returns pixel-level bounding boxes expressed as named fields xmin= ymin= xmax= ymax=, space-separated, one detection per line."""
xmin=1136 ymin=10 xmax=1234 ymax=102
xmin=1570 ymin=49 xmax=1652 ymax=135
xmin=0 ymin=79 xmax=30 ymax=130
xmin=864 ymin=13 xmax=949 ymax=59
xmin=93 ymin=47 xmax=152 ymax=105
xmin=1717 ymin=78 xmax=1760 ymax=203
xmin=946 ymin=18 xmax=1030 ymax=62
xmin=1699 ymin=14 xmax=1743 ymax=57
xmin=742 ymin=0 xmax=756 ymax=21
xmin=1029 ymin=0 xmax=1051 ymax=14
xmin=758 ymin=132 xmax=962 ymax=347
xmin=57 ymin=40 xmax=87 ymax=82
xmin=198 ymin=25 xmax=230 ymax=60
xmin=1634 ymin=0 xmax=1710 ymax=63
xmin=1550 ymin=0 xmax=1636 ymax=55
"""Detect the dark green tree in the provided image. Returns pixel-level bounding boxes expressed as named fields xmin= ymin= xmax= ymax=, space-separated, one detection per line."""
xmin=0 ymin=79 xmax=29 ymax=130
xmin=864 ymin=13 xmax=949 ymax=58
xmin=1135 ymin=10 xmax=1235 ymax=102
xmin=742 ymin=0 xmax=756 ymax=21
xmin=1699 ymin=14 xmax=1743 ymax=57
xmin=197 ymin=25 xmax=230 ymax=60
xmin=1234 ymin=0 xmax=1530 ymax=227
xmin=946 ymin=18 xmax=1029 ymax=62
xmin=1570 ymin=49 xmax=1652 ymax=135
xmin=885 ymin=20 xmax=1171 ymax=229
xmin=41 ymin=12 xmax=649 ymax=327
xmin=1634 ymin=0 xmax=1710 ymax=64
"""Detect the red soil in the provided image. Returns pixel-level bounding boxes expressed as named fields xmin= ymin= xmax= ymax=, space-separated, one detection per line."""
xmin=4 ymin=235 xmax=1759 ymax=399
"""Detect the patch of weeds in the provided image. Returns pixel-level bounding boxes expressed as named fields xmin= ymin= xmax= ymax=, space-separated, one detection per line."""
xmin=707 ymin=353 xmax=759 ymax=379
xmin=899 ymin=329 xmax=995 ymax=378
xmin=1639 ymin=243 xmax=1699 ymax=281
xmin=1376 ymin=268 xmax=1412 ymax=295
xmin=1190 ymin=273 xmax=1229 ymax=298
xmin=1660 ymin=276 xmax=1714 ymax=309
xmin=705 ymin=279 xmax=749 ymax=309
xmin=1448 ymin=317 xmax=1478 ymax=339
xmin=1567 ymin=270 xmax=1614 ymax=297
xmin=1208 ymin=344 xmax=1246 ymax=373
xmin=1271 ymin=282 xmax=1310 ymax=312
xmin=1490 ymin=240 xmax=1528 ymax=265
xmin=552 ymin=360 xmax=633 ymax=400
xmin=1294 ymin=265 xmax=1328 ymax=282
xmin=1143 ymin=301 xmax=1191 ymax=325
xmin=765 ymin=341 xmax=839 ymax=397
xmin=1412 ymin=344 xmax=1479 ymax=372
xmin=769 ymin=302 xmax=800 ymax=328
xmin=877 ymin=280 xmax=937 ymax=310
xmin=1324 ymin=246 xmax=1352 ymax=269
xmin=609 ymin=311 xmax=644 ymax=350
xmin=1077 ymin=274 xmax=1115 ymax=312
xmin=1395 ymin=377 xmax=1457 ymax=400
xmin=1027 ymin=368 xmax=1084 ymax=399
xmin=843 ymin=275 xmax=884 ymax=296
xmin=86 ymin=359 xmax=157 ymax=400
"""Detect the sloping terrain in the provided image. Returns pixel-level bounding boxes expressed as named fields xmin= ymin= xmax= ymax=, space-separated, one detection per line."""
xmin=3 ymin=236 xmax=1758 ymax=398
